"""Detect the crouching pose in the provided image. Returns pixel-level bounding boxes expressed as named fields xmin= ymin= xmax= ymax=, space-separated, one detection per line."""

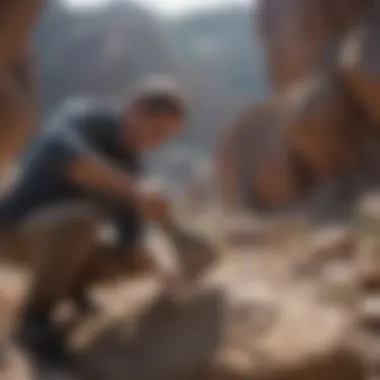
xmin=0 ymin=77 xmax=187 ymax=368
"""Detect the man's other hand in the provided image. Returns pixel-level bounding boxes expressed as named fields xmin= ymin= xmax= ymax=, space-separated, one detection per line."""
xmin=137 ymin=181 xmax=169 ymax=222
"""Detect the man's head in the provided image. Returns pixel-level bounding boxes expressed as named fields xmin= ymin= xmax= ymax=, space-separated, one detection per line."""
xmin=124 ymin=76 xmax=187 ymax=150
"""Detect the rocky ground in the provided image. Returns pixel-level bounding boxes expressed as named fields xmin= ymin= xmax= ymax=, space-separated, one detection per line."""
xmin=1 ymin=193 xmax=380 ymax=380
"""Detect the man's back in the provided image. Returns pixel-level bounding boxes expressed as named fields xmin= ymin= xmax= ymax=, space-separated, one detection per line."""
xmin=0 ymin=99 xmax=141 ymax=223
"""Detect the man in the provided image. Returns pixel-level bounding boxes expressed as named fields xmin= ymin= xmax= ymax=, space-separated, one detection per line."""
xmin=0 ymin=76 xmax=187 ymax=368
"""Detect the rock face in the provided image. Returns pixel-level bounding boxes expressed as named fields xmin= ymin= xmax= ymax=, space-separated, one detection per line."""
xmin=255 ymin=0 xmax=369 ymax=91
xmin=0 ymin=0 xmax=42 ymax=170
xmin=76 ymin=253 xmax=365 ymax=380
xmin=340 ymin=0 xmax=380 ymax=126
xmin=1 ymin=209 xmax=376 ymax=380
xmin=217 ymin=102 xmax=302 ymax=210
xmin=216 ymin=75 xmax=367 ymax=210
xmin=255 ymin=0 xmax=333 ymax=91
xmin=218 ymin=0 xmax=380 ymax=213
xmin=283 ymin=76 xmax=366 ymax=181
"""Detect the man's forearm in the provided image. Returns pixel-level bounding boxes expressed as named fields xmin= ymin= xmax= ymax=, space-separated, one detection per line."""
xmin=144 ymin=226 xmax=180 ymax=275
xmin=68 ymin=155 xmax=139 ymax=203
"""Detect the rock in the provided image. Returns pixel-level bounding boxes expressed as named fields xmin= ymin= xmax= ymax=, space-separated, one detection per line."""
xmin=340 ymin=1 xmax=380 ymax=125
xmin=359 ymin=296 xmax=380 ymax=331
xmin=354 ymin=231 xmax=380 ymax=293
xmin=238 ymin=302 xmax=361 ymax=380
xmin=332 ymin=0 xmax=371 ymax=34
xmin=283 ymin=76 xmax=366 ymax=181
xmin=294 ymin=226 xmax=357 ymax=276
xmin=216 ymin=101 xmax=302 ymax=211
xmin=254 ymin=0 xmax=369 ymax=91
xmin=217 ymin=75 xmax=369 ymax=214
xmin=76 ymin=253 xmax=365 ymax=380
xmin=222 ymin=216 xmax=277 ymax=247
xmin=357 ymin=266 xmax=380 ymax=293
xmin=310 ymin=226 xmax=356 ymax=260
xmin=0 ymin=1 xmax=42 ymax=170
xmin=221 ymin=214 xmax=308 ymax=247
xmin=255 ymin=0 xmax=332 ymax=91
xmin=253 ymin=151 xmax=300 ymax=208
xmin=318 ymin=263 xmax=360 ymax=310
xmin=0 ymin=344 xmax=33 ymax=380
xmin=209 ymin=257 xmax=365 ymax=380
xmin=356 ymin=193 xmax=380 ymax=233
xmin=0 ymin=70 xmax=36 ymax=170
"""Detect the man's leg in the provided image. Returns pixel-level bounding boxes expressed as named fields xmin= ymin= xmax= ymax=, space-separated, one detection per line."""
xmin=71 ymin=222 xmax=217 ymax=307
xmin=69 ymin=244 xmax=151 ymax=315
xmin=16 ymin=202 xmax=101 ymax=367
xmin=72 ymin=244 xmax=154 ymax=296
xmin=71 ymin=233 xmax=177 ymax=308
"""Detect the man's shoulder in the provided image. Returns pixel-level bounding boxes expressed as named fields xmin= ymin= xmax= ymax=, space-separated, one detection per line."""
xmin=48 ymin=98 xmax=121 ymax=132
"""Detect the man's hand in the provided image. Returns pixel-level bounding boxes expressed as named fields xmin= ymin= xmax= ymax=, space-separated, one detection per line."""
xmin=136 ymin=182 xmax=170 ymax=222
xmin=145 ymin=226 xmax=190 ymax=302
xmin=158 ymin=264 xmax=191 ymax=304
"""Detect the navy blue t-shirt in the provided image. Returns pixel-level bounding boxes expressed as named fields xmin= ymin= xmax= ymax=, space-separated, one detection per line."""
xmin=0 ymin=100 xmax=142 ymax=245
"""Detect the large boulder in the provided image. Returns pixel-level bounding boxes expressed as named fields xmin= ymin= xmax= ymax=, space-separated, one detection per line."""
xmin=283 ymin=76 xmax=367 ymax=181
xmin=0 ymin=0 xmax=42 ymax=170
xmin=78 ymin=253 xmax=365 ymax=380
xmin=216 ymin=75 xmax=368 ymax=212
xmin=0 ymin=221 xmax=368 ymax=380
xmin=216 ymin=101 xmax=302 ymax=211
xmin=340 ymin=0 xmax=380 ymax=126
xmin=255 ymin=0 xmax=369 ymax=91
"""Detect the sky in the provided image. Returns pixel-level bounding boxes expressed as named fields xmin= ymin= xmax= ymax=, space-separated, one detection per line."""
xmin=65 ymin=0 xmax=249 ymax=15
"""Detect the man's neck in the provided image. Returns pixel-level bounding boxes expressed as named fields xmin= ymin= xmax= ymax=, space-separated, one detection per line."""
xmin=121 ymin=121 xmax=139 ymax=153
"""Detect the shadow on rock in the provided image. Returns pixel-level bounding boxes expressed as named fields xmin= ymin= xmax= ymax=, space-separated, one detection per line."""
xmin=80 ymin=289 xmax=225 ymax=380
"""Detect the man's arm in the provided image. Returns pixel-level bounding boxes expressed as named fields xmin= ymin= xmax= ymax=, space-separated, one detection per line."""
xmin=68 ymin=151 xmax=140 ymax=204
xmin=69 ymin=157 xmax=167 ymax=222
xmin=53 ymin=115 xmax=166 ymax=221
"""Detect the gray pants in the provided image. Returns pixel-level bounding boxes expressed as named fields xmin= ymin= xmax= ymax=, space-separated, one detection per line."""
xmin=0 ymin=201 xmax=151 ymax=315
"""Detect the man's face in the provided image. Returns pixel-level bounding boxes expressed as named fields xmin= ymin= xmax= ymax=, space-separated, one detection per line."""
xmin=127 ymin=111 xmax=184 ymax=150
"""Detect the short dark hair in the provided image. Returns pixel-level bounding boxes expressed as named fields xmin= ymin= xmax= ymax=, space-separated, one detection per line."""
xmin=132 ymin=76 xmax=187 ymax=117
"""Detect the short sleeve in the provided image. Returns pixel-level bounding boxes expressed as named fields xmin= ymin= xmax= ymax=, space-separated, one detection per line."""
xmin=26 ymin=102 xmax=94 ymax=178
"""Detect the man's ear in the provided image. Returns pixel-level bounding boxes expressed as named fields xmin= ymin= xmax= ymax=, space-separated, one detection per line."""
xmin=125 ymin=103 xmax=141 ymax=121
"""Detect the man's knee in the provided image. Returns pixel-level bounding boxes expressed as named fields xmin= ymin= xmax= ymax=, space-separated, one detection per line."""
xmin=21 ymin=202 xmax=101 ymax=238
xmin=16 ymin=202 xmax=102 ymax=265
xmin=82 ymin=245 xmax=152 ymax=288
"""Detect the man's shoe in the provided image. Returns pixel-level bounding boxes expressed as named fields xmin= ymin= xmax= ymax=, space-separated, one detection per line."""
xmin=15 ymin=312 xmax=75 ymax=370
